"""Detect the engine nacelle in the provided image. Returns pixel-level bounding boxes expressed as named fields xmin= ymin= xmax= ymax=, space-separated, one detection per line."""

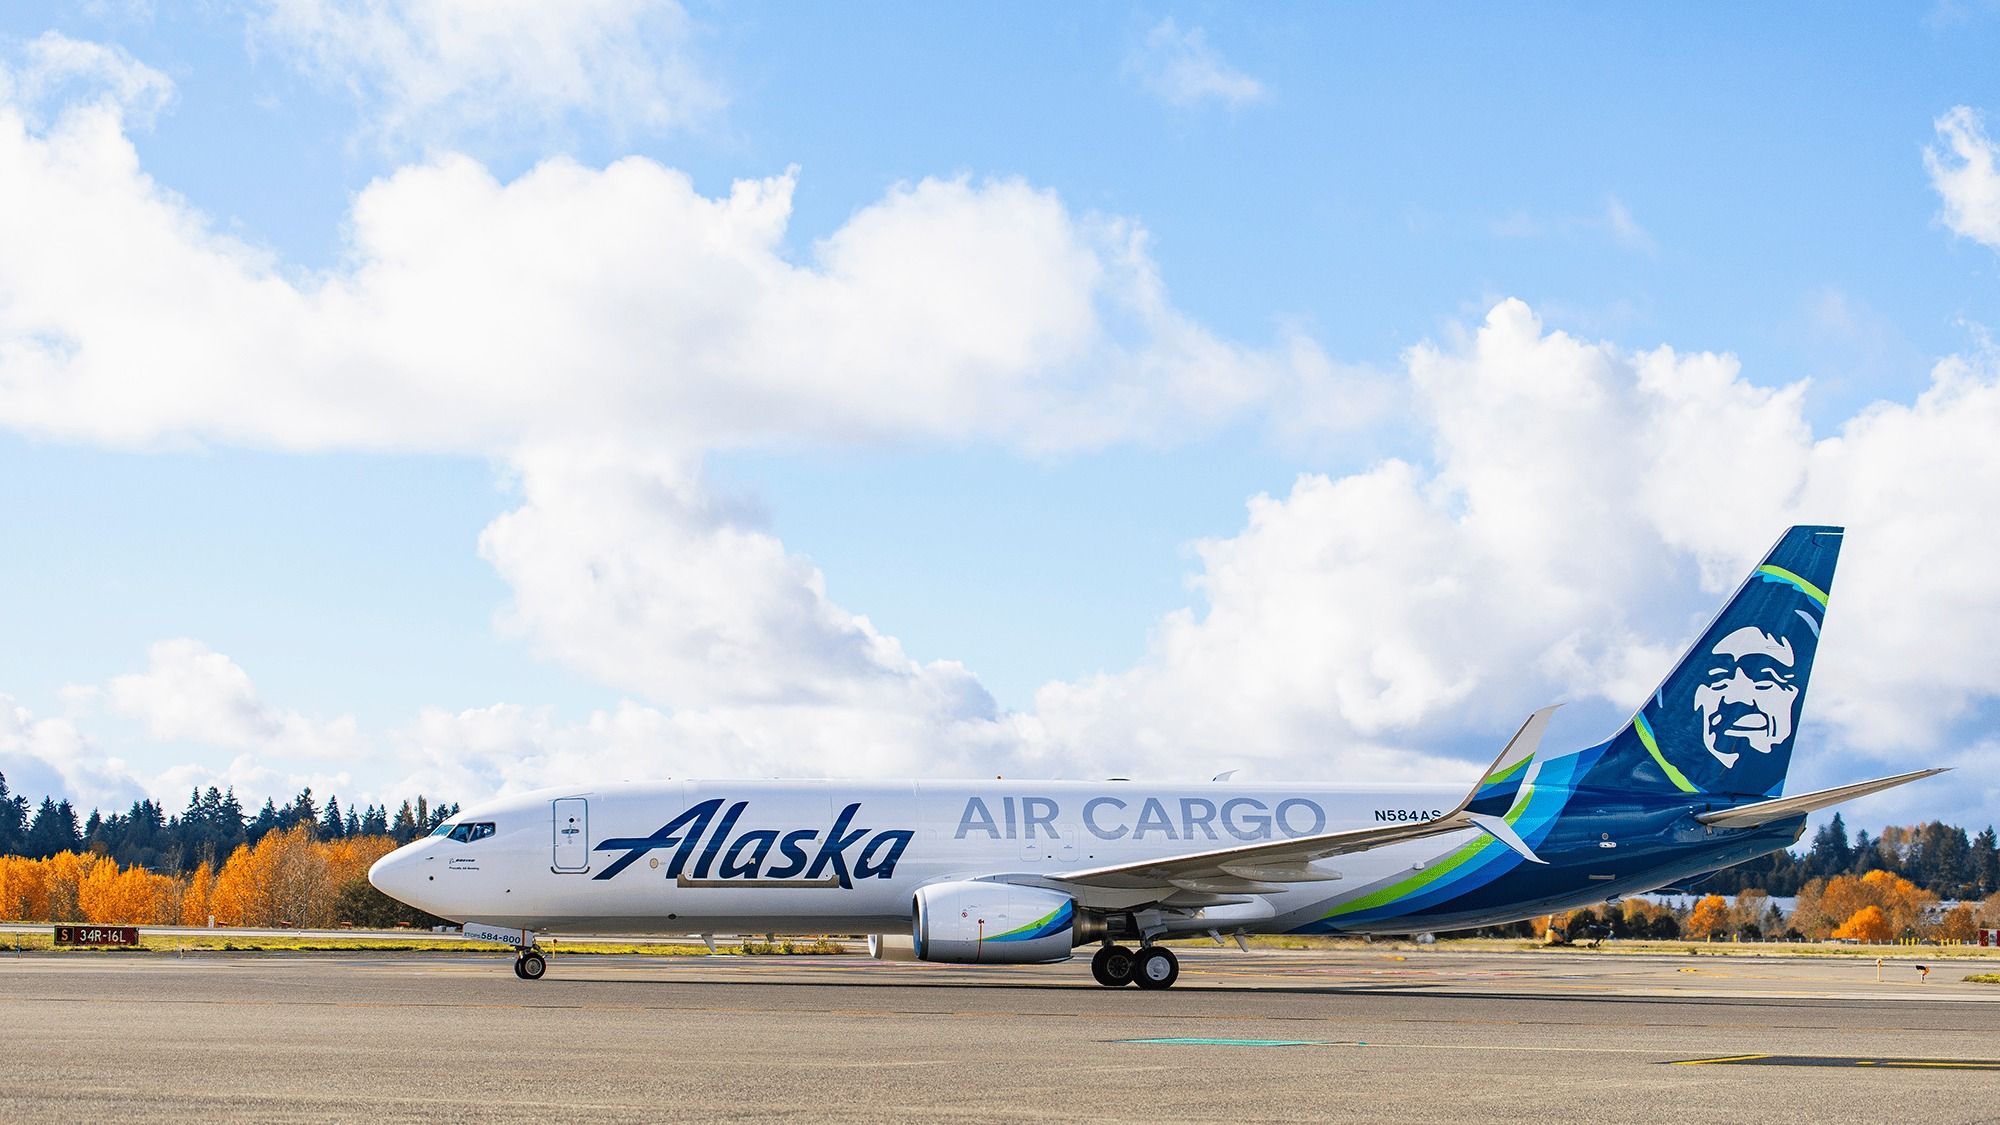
xmin=912 ymin=881 xmax=1077 ymax=964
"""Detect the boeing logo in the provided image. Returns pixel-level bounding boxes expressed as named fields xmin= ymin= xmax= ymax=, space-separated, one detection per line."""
xmin=593 ymin=799 xmax=914 ymax=888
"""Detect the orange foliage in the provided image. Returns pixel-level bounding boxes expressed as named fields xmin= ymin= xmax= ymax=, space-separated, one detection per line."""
xmin=0 ymin=854 xmax=51 ymax=921
xmin=1937 ymin=902 xmax=1979 ymax=943
xmin=1685 ymin=895 xmax=1731 ymax=939
xmin=0 ymin=834 xmax=402 ymax=927
xmin=324 ymin=836 xmax=396 ymax=891
xmin=1791 ymin=872 xmax=1938 ymax=940
xmin=1832 ymin=905 xmax=1893 ymax=943
xmin=180 ymin=862 xmax=214 ymax=927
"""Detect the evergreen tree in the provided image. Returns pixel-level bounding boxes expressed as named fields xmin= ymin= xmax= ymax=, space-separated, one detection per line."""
xmin=173 ymin=788 xmax=209 ymax=871
xmin=287 ymin=787 xmax=317 ymax=833
xmin=1851 ymin=830 xmax=1876 ymax=874
xmin=343 ymin=809 xmax=361 ymax=837
xmin=248 ymin=798 xmax=281 ymax=845
xmin=1912 ymin=821 xmax=1972 ymax=897
xmin=217 ymin=788 xmax=246 ymax=851
xmin=391 ymin=800 xmax=417 ymax=844
xmin=25 ymin=798 xmax=82 ymax=858
xmin=1807 ymin=813 xmax=1853 ymax=877
xmin=319 ymin=796 xmax=345 ymax=840
xmin=116 ymin=799 xmax=166 ymax=866
xmin=0 ymin=772 xmax=26 ymax=853
xmin=1974 ymin=827 xmax=2000 ymax=898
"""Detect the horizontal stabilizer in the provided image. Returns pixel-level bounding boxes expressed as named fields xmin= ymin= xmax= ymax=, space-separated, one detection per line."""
xmin=1694 ymin=768 xmax=1948 ymax=829
xmin=1467 ymin=812 xmax=1546 ymax=864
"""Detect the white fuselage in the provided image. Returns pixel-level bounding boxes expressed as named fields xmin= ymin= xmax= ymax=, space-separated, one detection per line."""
xmin=368 ymin=779 xmax=1472 ymax=937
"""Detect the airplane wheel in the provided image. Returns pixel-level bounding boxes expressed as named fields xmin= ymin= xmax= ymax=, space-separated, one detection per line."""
xmin=1134 ymin=947 xmax=1179 ymax=990
xmin=1092 ymin=944 xmax=1137 ymax=987
xmin=517 ymin=951 xmax=547 ymax=980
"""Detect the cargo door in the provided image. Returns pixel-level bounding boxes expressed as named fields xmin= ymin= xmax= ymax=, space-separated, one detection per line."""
xmin=552 ymin=797 xmax=589 ymax=873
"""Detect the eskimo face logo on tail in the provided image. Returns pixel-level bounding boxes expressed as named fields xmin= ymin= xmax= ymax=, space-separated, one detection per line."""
xmin=1694 ymin=625 xmax=1800 ymax=768
xmin=1645 ymin=561 xmax=1827 ymax=797
xmin=592 ymin=799 xmax=913 ymax=888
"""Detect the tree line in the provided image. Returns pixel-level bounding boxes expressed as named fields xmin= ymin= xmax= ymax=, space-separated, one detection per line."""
xmin=0 ymin=771 xmax=458 ymax=874
xmin=1689 ymin=813 xmax=2000 ymax=900
xmin=1545 ymin=870 xmax=2000 ymax=945
xmin=0 ymin=825 xmax=443 ymax=929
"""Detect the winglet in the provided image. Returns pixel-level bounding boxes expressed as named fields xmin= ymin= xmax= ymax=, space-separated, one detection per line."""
xmin=1464 ymin=705 xmax=1559 ymax=818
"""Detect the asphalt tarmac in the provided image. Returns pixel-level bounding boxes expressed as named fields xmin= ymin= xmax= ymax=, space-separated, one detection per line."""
xmin=4 ymin=946 xmax=1997 ymax=1123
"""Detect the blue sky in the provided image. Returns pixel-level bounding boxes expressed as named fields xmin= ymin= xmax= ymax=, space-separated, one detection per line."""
xmin=0 ymin=2 xmax=1996 ymax=832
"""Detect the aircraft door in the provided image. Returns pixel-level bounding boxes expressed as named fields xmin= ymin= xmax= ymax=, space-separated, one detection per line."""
xmin=552 ymin=797 xmax=589 ymax=873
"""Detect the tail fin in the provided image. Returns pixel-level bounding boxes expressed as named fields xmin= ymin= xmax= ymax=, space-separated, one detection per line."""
xmin=1582 ymin=526 xmax=1842 ymax=799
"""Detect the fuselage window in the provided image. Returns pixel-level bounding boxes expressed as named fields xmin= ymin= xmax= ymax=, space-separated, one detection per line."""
xmin=446 ymin=821 xmax=497 ymax=843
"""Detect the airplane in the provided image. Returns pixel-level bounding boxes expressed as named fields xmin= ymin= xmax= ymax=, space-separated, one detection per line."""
xmin=369 ymin=525 xmax=1943 ymax=988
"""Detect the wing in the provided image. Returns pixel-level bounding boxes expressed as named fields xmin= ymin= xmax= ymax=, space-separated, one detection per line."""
xmin=1046 ymin=706 xmax=1558 ymax=898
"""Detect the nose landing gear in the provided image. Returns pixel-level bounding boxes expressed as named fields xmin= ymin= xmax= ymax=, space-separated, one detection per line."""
xmin=513 ymin=948 xmax=547 ymax=980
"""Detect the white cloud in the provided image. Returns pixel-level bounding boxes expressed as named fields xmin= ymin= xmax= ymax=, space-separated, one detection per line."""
xmin=0 ymin=31 xmax=171 ymax=128
xmin=1926 ymin=105 xmax=2000 ymax=249
xmin=105 ymin=638 xmax=362 ymax=758
xmin=477 ymin=447 xmax=1001 ymax=714
xmin=1027 ymin=301 xmax=2000 ymax=801
xmin=246 ymin=0 xmax=721 ymax=145
xmin=0 ymin=80 xmax=1287 ymax=455
xmin=0 ymin=695 xmax=145 ymax=811
xmin=1125 ymin=19 xmax=1267 ymax=109
xmin=5 ymin=672 xmax=360 ymax=813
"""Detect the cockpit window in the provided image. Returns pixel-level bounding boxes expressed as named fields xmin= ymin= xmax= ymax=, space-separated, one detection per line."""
xmin=429 ymin=821 xmax=453 ymax=837
xmin=445 ymin=821 xmax=496 ymax=843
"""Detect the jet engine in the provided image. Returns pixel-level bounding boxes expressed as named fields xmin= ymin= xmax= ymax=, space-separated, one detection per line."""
xmin=912 ymin=881 xmax=1081 ymax=964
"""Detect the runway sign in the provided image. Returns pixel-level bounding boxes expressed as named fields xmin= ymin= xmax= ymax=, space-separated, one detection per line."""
xmin=53 ymin=926 xmax=139 ymax=947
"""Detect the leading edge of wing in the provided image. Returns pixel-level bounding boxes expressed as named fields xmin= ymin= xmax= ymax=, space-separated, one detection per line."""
xmin=1048 ymin=707 xmax=1558 ymax=892
xmin=1693 ymin=767 xmax=1947 ymax=829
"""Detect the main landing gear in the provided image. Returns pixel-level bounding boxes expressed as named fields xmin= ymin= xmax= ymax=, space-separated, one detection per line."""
xmin=513 ymin=948 xmax=547 ymax=980
xmin=1091 ymin=943 xmax=1179 ymax=990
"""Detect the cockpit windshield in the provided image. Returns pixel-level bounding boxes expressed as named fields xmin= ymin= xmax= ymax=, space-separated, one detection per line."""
xmin=431 ymin=821 xmax=496 ymax=843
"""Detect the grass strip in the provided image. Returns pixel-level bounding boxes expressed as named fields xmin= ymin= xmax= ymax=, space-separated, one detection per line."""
xmin=0 ymin=933 xmax=848 ymax=956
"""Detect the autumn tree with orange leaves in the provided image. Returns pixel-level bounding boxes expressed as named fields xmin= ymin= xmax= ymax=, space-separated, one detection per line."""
xmin=0 ymin=830 xmax=402 ymax=927
xmin=1792 ymin=870 xmax=1937 ymax=940
xmin=1831 ymin=904 xmax=1894 ymax=943
xmin=1683 ymin=895 xmax=1731 ymax=939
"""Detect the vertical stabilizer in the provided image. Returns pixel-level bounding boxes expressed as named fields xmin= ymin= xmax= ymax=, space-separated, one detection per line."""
xmin=1580 ymin=526 xmax=1841 ymax=799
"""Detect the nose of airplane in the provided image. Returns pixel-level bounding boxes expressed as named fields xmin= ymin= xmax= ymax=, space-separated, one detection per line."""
xmin=368 ymin=844 xmax=427 ymax=907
